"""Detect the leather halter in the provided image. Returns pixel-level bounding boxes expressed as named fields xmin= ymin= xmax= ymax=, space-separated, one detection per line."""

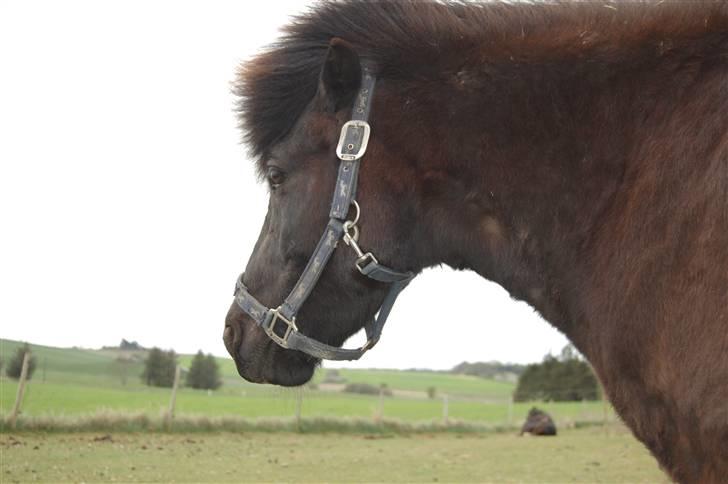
xmin=233 ymin=63 xmax=415 ymax=361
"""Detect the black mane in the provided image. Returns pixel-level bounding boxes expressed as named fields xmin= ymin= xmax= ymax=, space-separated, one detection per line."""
xmin=236 ymin=0 xmax=727 ymax=173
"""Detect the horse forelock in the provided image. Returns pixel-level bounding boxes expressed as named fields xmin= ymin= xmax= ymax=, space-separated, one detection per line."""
xmin=236 ymin=0 xmax=728 ymax=176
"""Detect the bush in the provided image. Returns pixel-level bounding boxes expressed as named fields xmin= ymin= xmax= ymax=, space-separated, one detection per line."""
xmin=5 ymin=343 xmax=37 ymax=380
xmin=514 ymin=345 xmax=599 ymax=402
xmin=343 ymin=383 xmax=392 ymax=397
xmin=185 ymin=351 xmax=222 ymax=390
xmin=427 ymin=386 xmax=437 ymax=399
xmin=141 ymin=347 xmax=177 ymax=387
xmin=322 ymin=369 xmax=346 ymax=384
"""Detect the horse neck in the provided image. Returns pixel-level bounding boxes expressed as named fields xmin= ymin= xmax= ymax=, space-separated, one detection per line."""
xmin=376 ymin=62 xmax=635 ymax=343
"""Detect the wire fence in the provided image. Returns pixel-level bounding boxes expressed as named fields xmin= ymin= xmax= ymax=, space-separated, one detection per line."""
xmin=0 ymin=345 xmax=623 ymax=435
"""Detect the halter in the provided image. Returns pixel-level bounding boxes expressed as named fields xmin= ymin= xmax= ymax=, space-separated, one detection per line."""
xmin=233 ymin=63 xmax=415 ymax=361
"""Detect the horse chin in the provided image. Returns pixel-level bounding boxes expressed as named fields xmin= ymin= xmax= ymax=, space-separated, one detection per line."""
xmin=233 ymin=343 xmax=317 ymax=387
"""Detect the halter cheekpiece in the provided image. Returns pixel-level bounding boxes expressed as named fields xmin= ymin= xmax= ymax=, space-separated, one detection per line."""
xmin=233 ymin=63 xmax=415 ymax=361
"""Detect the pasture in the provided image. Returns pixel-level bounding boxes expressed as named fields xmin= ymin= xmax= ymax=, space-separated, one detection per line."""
xmin=1 ymin=427 xmax=664 ymax=482
xmin=1 ymin=339 xmax=663 ymax=482
xmin=0 ymin=339 xmax=611 ymax=427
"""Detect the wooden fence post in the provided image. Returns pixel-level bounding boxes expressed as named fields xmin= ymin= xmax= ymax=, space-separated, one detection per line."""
xmin=165 ymin=365 xmax=181 ymax=430
xmin=507 ymin=396 xmax=514 ymax=426
xmin=442 ymin=394 xmax=449 ymax=425
xmin=9 ymin=352 xmax=31 ymax=429
xmin=295 ymin=387 xmax=303 ymax=431
xmin=374 ymin=385 xmax=385 ymax=423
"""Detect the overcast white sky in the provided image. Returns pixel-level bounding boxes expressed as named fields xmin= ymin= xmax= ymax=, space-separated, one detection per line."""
xmin=0 ymin=0 xmax=568 ymax=370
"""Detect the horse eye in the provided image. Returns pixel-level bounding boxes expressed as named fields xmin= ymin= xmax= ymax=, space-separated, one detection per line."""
xmin=266 ymin=167 xmax=285 ymax=188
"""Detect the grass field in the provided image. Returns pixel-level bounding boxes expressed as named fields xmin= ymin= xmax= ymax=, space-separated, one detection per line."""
xmin=0 ymin=339 xmax=512 ymax=397
xmin=315 ymin=369 xmax=516 ymax=399
xmin=0 ymin=339 xmax=661 ymax=482
xmin=0 ymin=427 xmax=665 ymax=483
xmin=0 ymin=339 xmax=614 ymax=426
xmin=0 ymin=378 xmax=610 ymax=425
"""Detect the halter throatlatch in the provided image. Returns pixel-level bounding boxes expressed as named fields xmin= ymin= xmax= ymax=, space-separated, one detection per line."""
xmin=233 ymin=63 xmax=415 ymax=361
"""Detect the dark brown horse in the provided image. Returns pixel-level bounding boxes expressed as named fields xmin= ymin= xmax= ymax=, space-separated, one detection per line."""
xmin=223 ymin=1 xmax=728 ymax=481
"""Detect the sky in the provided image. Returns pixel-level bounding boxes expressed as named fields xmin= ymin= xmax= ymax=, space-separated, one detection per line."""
xmin=0 ymin=0 xmax=569 ymax=370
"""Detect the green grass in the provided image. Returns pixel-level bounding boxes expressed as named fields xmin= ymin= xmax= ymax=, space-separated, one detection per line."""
xmin=320 ymin=368 xmax=515 ymax=398
xmin=0 ymin=338 xmax=614 ymax=427
xmin=0 ymin=378 xmax=612 ymax=426
xmin=0 ymin=339 xmax=515 ymax=398
xmin=0 ymin=427 xmax=664 ymax=482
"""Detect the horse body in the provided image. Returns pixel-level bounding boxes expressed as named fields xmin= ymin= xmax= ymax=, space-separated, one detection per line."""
xmin=225 ymin=2 xmax=728 ymax=481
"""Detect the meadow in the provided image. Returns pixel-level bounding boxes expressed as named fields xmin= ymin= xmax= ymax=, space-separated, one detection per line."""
xmin=0 ymin=339 xmax=664 ymax=482
xmin=0 ymin=339 xmax=612 ymax=427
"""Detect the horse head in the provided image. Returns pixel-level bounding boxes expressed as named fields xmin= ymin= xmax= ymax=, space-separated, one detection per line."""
xmin=223 ymin=39 xmax=425 ymax=385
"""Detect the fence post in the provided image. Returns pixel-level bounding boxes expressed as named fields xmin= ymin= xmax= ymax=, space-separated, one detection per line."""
xmin=442 ymin=394 xmax=449 ymax=425
xmin=9 ymin=352 xmax=31 ymax=429
xmin=507 ymin=396 xmax=514 ymax=426
xmin=165 ymin=365 xmax=181 ymax=430
xmin=295 ymin=387 xmax=303 ymax=432
xmin=374 ymin=385 xmax=385 ymax=423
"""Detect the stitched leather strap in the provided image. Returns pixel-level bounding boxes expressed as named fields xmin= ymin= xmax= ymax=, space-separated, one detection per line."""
xmin=233 ymin=62 xmax=416 ymax=361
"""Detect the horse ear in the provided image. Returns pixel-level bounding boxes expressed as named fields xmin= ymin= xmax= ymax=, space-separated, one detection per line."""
xmin=318 ymin=38 xmax=361 ymax=112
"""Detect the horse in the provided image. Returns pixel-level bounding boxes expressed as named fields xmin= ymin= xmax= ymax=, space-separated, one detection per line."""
xmin=223 ymin=1 xmax=728 ymax=481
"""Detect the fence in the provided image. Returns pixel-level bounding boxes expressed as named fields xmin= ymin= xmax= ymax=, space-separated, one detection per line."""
xmin=0 ymin=347 xmax=618 ymax=433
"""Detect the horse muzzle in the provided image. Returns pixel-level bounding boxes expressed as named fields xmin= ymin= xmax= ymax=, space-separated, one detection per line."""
xmin=223 ymin=302 xmax=316 ymax=386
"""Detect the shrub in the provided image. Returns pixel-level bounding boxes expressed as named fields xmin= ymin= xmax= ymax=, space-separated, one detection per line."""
xmin=322 ymin=369 xmax=346 ymax=384
xmin=514 ymin=345 xmax=599 ymax=402
xmin=185 ymin=351 xmax=222 ymax=390
xmin=343 ymin=383 xmax=392 ymax=397
xmin=5 ymin=343 xmax=37 ymax=380
xmin=141 ymin=347 xmax=177 ymax=387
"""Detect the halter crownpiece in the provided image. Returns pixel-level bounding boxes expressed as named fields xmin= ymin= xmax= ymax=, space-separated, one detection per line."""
xmin=233 ymin=62 xmax=415 ymax=361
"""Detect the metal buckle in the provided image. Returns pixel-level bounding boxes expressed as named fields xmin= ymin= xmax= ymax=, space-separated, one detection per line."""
xmin=336 ymin=120 xmax=371 ymax=161
xmin=263 ymin=307 xmax=298 ymax=348
xmin=355 ymin=252 xmax=379 ymax=274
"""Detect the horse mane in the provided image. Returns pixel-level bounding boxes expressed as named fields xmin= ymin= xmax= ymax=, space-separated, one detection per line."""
xmin=237 ymin=0 xmax=728 ymax=173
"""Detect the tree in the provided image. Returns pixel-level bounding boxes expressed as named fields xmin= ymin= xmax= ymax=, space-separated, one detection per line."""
xmin=141 ymin=347 xmax=177 ymax=387
xmin=5 ymin=343 xmax=37 ymax=380
xmin=514 ymin=345 xmax=599 ymax=402
xmin=119 ymin=339 xmax=143 ymax=351
xmin=185 ymin=350 xmax=222 ymax=390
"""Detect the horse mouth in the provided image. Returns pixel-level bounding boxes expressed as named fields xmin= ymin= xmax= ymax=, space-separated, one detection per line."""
xmin=223 ymin=321 xmax=316 ymax=387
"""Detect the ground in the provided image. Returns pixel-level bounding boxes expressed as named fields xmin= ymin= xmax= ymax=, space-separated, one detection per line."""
xmin=1 ymin=427 xmax=665 ymax=483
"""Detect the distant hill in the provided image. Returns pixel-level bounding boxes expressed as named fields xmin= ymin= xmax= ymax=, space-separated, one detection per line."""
xmin=0 ymin=339 xmax=515 ymax=399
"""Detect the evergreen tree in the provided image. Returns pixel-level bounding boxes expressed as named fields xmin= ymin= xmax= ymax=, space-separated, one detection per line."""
xmin=141 ymin=347 xmax=177 ymax=387
xmin=186 ymin=350 xmax=222 ymax=390
xmin=5 ymin=343 xmax=37 ymax=380
xmin=204 ymin=353 xmax=222 ymax=390
xmin=514 ymin=345 xmax=599 ymax=402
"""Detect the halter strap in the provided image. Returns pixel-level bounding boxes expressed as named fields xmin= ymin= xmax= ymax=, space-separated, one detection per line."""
xmin=233 ymin=63 xmax=415 ymax=361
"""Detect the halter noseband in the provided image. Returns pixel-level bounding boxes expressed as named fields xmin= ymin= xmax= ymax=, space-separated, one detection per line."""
xmin=233 ymin=63 xmax=415 ymax=361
